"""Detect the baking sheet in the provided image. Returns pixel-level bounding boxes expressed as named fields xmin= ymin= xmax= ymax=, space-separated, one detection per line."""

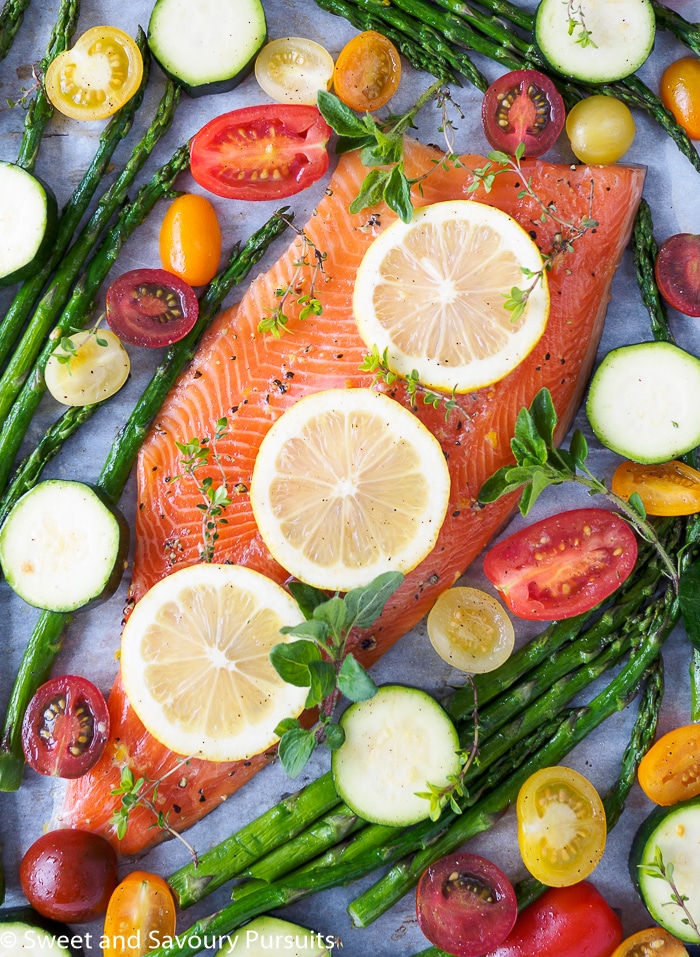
xmin=1 ymin=0 xmax=700 ymax=953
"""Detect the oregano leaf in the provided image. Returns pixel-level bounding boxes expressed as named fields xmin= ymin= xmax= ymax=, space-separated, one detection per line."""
xmin=269 ymin=640 xmax=320 ymax=686
xmin=344 ymin=571 xmax=404 ymax=629
xmin=278 ymin=728 xmax=317 ymax=778
xmin=337 ymin=654 xmax=378 ymax=701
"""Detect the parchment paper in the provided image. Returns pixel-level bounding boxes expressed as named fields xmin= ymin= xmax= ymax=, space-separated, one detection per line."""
xmin=1 ymin=0 xmax=700 ymax=953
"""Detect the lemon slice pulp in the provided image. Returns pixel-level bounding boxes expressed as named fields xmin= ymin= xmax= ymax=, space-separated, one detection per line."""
xmin=120 ymin=563 xmax=306 ymax=762
xmin=250 ymin=388 xmax=451 ymax=592
xmin=353 ymin=200 xmax=549 ymax=393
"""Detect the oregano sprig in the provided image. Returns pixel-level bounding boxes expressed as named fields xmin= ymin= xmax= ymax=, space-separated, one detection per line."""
xmin=477 ymin=387 xmax=680 ymax=587
xmin=270 ymin=571 xmax=404 ymax=777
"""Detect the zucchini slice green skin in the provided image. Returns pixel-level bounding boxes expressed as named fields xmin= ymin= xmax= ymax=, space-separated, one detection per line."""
xmin=0 ymin=480 xmax=129 ymax=613
xmin=220 ymin=916 xmax=331 ymax=956
xmin=0 ymin=163 xmax=58 ymax=286
xmin=534 ymin=0 xmax=655 ymax=84
xmin=147 ymin=0 xmax=267 ymax=97
xmin=629 ymin=796 xmax=700 ymax=943
xmin=0 ymin=906 xmax=84 ymax=955
xmin=331 ymin=684 xmax=461 ymax=827
xmin=585 ymin=341 xmax=700 ymax=464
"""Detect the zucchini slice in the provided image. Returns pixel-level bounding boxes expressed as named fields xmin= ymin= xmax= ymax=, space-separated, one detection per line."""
xmin=331 ymin=685 xmax=461 ymax=827
xmin=0 ymin=480 xmax=128 ymax=613
xmin=534 ymin=0 xmax=655 ymax=84
xmin=0 ymin=162 xmax=58 ymax=285
xmin=630 ymin=796 xmax=700 ymax=943
xmin=0 ymin=906 xmax=83 ymax=955
xmin=220 ymin=916 xmax=331 ymax=956
xmin=586 ymin=341 xmax=700 ymax=464
xmin=148 ymin=0 xmax=267 ymax=97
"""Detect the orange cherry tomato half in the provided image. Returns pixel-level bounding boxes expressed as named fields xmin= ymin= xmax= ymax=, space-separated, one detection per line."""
xmin=333 ymin=31 xmax=401 ymax=112
xmin=638 ymin=723 xmax=700 ymax=806
xmin=103 ymin=871 xmax=176 ymax=957
xmin=610 ymin=927 xmax=690 ymax=957
xmin=612 ymin=460 xmax=700 ymax=516
xmin=660 ymin=57 xmax=700 ymax=140
xmin=159 ymin=193 xmax=222 ymax=287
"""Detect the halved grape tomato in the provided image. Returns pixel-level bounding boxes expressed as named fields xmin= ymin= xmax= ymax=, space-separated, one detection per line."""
xmin=482 ymin=69 xmax=565 ymax=157
xmin=21 ymin=674 xmax=110 ymax=778
xmin=106 ymin=268 xmax=199 ymax=348
xmin=655 ymin=233 xmax=700 ymax=317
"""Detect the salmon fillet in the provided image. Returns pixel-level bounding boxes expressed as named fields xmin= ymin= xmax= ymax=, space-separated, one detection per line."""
xmin=60 ymin=140 xmax=645 ymax=853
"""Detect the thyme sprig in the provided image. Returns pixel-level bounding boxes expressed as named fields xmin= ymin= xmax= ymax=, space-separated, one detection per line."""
xmin=110 ymin=759 xmax=198 ymax=864
xmin=638 ymin=846 xmax=700 ymax=940
xmin=258 ymin=219 xmax=328 ymax=338
xmin=173 ymin=417 xmax=232 ymax=562
xmin=478 ymin=387 xmax=680 ymax=587
xmin=360 ymin=345 xmax=463 ymax=422
xmin=566 ymin=0 xmax=598 ymax=48
xmin=50 ymin=313 xmax=109 ymax=370
xmin=270 ymin=571 xmax=404 ymax=778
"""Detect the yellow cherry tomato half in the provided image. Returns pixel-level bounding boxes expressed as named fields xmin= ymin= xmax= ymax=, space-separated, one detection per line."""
xmin=45 ymin=328 xmax=130 ymax=406
xmin=660 ymin=57 xmax=700 ymax=141
xmin=255 ymin=37 xmax=334 ymax=105
xmin=333 ymin=31 xmax=401 ymax=112
xmin=159 ymin=193 xmax=222 ymax=287
xmin=610 ymin=927 xmax=690 ymax=957
xmin=44 ymin=26 xmax=143 ymax=122
xmin=638 ymin=723 xmax=700 ymax=806
xmin=103 ymin=871 xmax=176 ymax=957
xmin=565 ymin=95 xmax=636 ymax=164
xmin=612 ymin=459 xmax=700 ymax=516
xmin=516 ymin=765 xmax=607 ymax=887
xmin=427 ymin=586 xmax=515 ymax=673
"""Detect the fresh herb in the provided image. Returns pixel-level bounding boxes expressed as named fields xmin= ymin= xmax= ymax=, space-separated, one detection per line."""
xmin=50 ymin=315 xmax=109 ymax=370
xmin=173 ymin=417 xmax=232 ymax=562
xmin=258 ymin=217 xmax=328 ymax=337
xmin=566 ymin=0 xmax=598 ymax=48
xmin=638 ymin=846 xmax=700 ymax=939
xmin=110 ymin=761 xmax=198 ymax=864
xmin=360 ymin=345 xmax=463 ymax=422
xmin=478 ymin=387 xmax=680 ymax=587
xmin=270 ymin=571 xmax=404 ymax=777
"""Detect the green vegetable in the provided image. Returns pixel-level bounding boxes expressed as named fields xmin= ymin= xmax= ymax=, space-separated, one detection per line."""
xmin=0 ymin=164 xmax=57 ymax=285
xmin=0 ymin=212 xmax=291 ymax=792
xmin=0 ymin=907 xmax=83 ymax=956
xmin=0 ymin=0 xmax=31 ymax=62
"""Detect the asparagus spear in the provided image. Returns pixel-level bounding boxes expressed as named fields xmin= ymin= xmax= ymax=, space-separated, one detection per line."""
xmin=0 ymin=140 xmax=189 ymax=499
xmin=0 ymin=212 xmax=291 ymax=792
xmin=0 ymin=29 xmax=151 ymax=370
xmin=632 ymin=198 xmax=673 ymax=345
xmin=652 ymin=0 xmax=700 ymax=58
xmin=15 ymin=0 xmax=80 ymax=172
xmin=0 ymin=0 xmax=30 ymax=61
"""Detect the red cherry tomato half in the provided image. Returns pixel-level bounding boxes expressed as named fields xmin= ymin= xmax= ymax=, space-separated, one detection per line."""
xmin=416 ymin=852 xmax=518 ymax=957
xmin=655 ymin=233 xmax=700 ymax=317
xmin=21 ymin=674 xmax=110 ymax=779
xmin=483 ymin=882 xmax=622 ymax=957
xmin=483 ymin=507 xmax=638 ymax=620
xmin=20 ymin=830 xmax=118 ymax=923
xmin=190 ymin=104 xmax=332 ymax=201
xmin=106 ymin=268 xmax=199 ymax=348
xmin=482 ymin=69 xmax=565 ymax=157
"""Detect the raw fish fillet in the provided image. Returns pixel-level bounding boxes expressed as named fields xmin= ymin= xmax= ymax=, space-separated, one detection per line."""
xmin=60 ymin=140 xmax=645 ymax=853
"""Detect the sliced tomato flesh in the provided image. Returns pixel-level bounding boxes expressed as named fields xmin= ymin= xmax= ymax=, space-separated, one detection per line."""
xmin=483 ymin=507 xmax=638 ymax=620
xmin=106 ymin=268 xmax=199 ymax=348
xmin=190 ymin=105 xmax=332 ymax=201
xmin=482 ymin=69 xmax=565 ymax=157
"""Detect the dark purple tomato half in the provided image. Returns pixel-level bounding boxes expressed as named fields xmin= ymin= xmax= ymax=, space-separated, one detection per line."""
xmin=105 ymin=267 xmax=199 ymax=348
xmin=482 ymin=69 xmax=565 ymax=157
xmin=655 ymin=233 xmax=700 ymax=317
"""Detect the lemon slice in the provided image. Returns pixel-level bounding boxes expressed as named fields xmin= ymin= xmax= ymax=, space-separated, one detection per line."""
xmin=250 ymin=388 xmax=451 ymax=591
xmin=120 ymin=564 xmax=306 ymax=762
xmin=353 ymin=200 xmax=549 ymax=393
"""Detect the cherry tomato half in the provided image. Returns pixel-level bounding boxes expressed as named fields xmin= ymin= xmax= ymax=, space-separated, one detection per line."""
xmin=483 ymin=507 xmax=638 ymax=620
xmin=660 ymin=57 xmax=700 ymax=141
xmin=481 ymin=69 xmax=565 ymax=157
xmin=565 ymin=95 xmax=636 ymax=165
xmin=44 ymin=26 xmax=143 ymax=122
xmin=610 ymin=927 xmax=690 ymax=957
xmin=103 ymin=871 xmax=177 ymax=957
xmin=427 ymin=587 xmax=514 ymax=673
xmin=159 ymin=194 xmax=221 ymax=287
xmin=21 ymin=674 xmax=109 ymax=778
xmin=484 ymin=882 xmax=623 ymax=957
xmin=416 ymin=852 xmax=517 ymax=957
xmin=655 ymin=233 xmax=700 ymax=317
xmin=190 ymin=105 xmax=332 ymax=201
xmin=517 ymin=766 xmax=607 ymax=886
xmin=255 ymin=37 xmax=334 ymax=106
xmin=106 ymin=268 xmax=199 ymax=348
xmin=20 ymin=830 xmax=118 ymax=923
xmin=638 ymin=723 xmax=700 ymax=806
xmin=333 ymin=31 xmax=401 ymax=112
xmin=612 ymin=460 xmax=700 ymax=516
